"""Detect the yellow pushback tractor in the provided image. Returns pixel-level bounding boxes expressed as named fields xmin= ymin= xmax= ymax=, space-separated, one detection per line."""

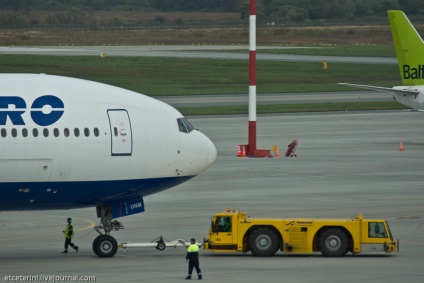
xmin=204 ymin=209 xmax=398 ymax=257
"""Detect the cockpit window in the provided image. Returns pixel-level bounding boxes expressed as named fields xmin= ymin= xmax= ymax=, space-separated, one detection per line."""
xmin=177 ymin=118 xmax=187 ymax=133
xmin=177 ymin=118 xmax=195 ymax=134
xmin=182 ymin=118 xmax=194 ymax=132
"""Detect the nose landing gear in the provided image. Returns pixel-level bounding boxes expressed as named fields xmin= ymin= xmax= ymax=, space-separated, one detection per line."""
xmin=93 ymin=204 xmax=124 ymax=257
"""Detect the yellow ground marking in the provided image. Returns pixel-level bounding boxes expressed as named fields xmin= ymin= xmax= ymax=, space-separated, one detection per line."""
xmin=0 ymin=211 xmax=96 ymax=241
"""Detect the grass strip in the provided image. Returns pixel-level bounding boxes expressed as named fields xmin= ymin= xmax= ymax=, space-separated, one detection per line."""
xmin=0 ymin=54 xmax=401 ymax=96
xmin=178 ymin=101 xmax=408 ymax=116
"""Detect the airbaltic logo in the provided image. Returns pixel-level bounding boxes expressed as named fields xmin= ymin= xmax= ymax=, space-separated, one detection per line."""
xmin=403 ymin=64 xmax=424 ymax=80
xmin=0 ymin=95 xmax=64 ymax=126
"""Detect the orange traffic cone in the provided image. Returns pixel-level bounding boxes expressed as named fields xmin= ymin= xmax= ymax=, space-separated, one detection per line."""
xmin=237 ymin=146 xmax=242 ymax=157
xmin=241 ymin=146 xmax=246 ymax=157
xmin=275 ymin=148 xmax=280 ymax=157
xmin=399 ymin=141 xmax=405 ymax=151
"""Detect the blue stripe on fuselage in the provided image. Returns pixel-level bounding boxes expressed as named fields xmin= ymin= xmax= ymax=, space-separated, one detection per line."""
xmin=0 ymin=176 xmax=194 ymax=210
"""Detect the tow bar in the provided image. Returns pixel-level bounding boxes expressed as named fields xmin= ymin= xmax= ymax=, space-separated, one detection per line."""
xmin=119 ymin=236 xmax=202 ymax=251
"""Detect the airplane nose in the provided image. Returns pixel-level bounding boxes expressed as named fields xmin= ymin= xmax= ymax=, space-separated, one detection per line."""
xmin=206 ymin=136 xmax=217 ymax=168
xmin=179 ymin=129 xmax=216 ymax=175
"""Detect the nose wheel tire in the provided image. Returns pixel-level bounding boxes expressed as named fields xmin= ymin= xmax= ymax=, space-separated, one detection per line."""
xmin=93 ymin=235 xmax=118 ymax=257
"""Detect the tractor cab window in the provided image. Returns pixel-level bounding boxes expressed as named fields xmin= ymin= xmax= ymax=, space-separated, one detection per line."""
xmin=368 ymin=222 xmax=388 ymax=238
xmin=213 ymin=216 xmax=232 ymax=233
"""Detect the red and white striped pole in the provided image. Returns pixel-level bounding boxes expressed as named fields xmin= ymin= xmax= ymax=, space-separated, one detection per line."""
xmin=248 ymin=0 xmax=257 ymax=157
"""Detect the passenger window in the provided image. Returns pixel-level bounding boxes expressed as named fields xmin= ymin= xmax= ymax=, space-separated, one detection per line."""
xmin=114 ymin=127 xmax=118 ymax=136
xmin=74 ymin=128 xmax=80 ymax=137
xmin=12 ymin=128 xmax=17 ymax=137
xmin=22 ymin=128 xmax=28 ymax=137
xmin=368 ymin=222 xmax=387 ymax=238
xmin=94 ymin=128 xmax=99 ymax=137
xmin=54 ymin=128 xmax=59 ymax=137
xmin=33 ymin=128 xmax=39 ymax=137
xmin=64 ymin=128 xmax=70 ymax=137
xmin=43 ymin=128 xmax=49 ymax=137
xmin=1 ymin=128 xmax=7 ymax=138
xmin=84 ymin=128 xmax=90 ymax=137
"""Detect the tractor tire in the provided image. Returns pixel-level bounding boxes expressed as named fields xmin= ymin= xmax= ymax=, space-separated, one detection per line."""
xmin=319 ymin=228 xmax=349 ymax=257
xmin=248 ymin=227 xmax=280 ymax=257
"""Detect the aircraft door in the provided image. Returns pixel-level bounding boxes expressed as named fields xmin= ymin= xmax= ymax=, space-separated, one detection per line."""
xmin=107 ymin=109 xmax=133 ymax=156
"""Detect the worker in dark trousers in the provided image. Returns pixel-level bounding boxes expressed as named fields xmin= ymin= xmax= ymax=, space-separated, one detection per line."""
xmin=62 ymin=217 xmax=79 ymax=253
xmin=185 ymin=238 xmax=202 ymax=280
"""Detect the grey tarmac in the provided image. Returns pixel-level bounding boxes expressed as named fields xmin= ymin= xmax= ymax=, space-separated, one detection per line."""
xmin=1 ymin=110 xmax=423 ymax=283
xmin=0 ymin=45 xmax=396 ymax=64
xmin=155 ymin=91 xmax=393 ymax=107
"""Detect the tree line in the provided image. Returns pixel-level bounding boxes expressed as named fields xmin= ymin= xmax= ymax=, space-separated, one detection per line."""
xmin=0 ymin=0 xmax=423 ymax=27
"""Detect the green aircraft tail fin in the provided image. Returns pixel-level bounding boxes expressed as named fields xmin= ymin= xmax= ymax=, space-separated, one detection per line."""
xmin=388 ymin=10 xmax=424 ymax=86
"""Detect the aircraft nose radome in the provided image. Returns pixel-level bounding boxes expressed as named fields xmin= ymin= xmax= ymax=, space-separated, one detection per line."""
xmin=206 ymin=136 xmax=217 ymax=169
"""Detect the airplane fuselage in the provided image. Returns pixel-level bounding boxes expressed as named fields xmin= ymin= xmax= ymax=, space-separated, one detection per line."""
xmin=0 ymin=74 xmax=216 ymax=210
xmin=392 ymin=85 xmax=424 ymax=109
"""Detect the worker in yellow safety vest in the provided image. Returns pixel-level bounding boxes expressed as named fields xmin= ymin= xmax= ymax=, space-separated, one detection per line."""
xmin=62 ymin=217 xmax=79 ymax=253
xmin=185 ymin=238 xmax=202 ymax=280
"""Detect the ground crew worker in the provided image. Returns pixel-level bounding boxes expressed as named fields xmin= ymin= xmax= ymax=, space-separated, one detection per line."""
xmin=62 ymin=217 xmax=78 ymax=253
xmin=185 ymin=238 xmax=202 ymax=280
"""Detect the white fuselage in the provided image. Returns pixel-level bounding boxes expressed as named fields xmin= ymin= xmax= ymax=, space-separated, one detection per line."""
xmin=0 ymin=74 xmax=216 ymax=210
